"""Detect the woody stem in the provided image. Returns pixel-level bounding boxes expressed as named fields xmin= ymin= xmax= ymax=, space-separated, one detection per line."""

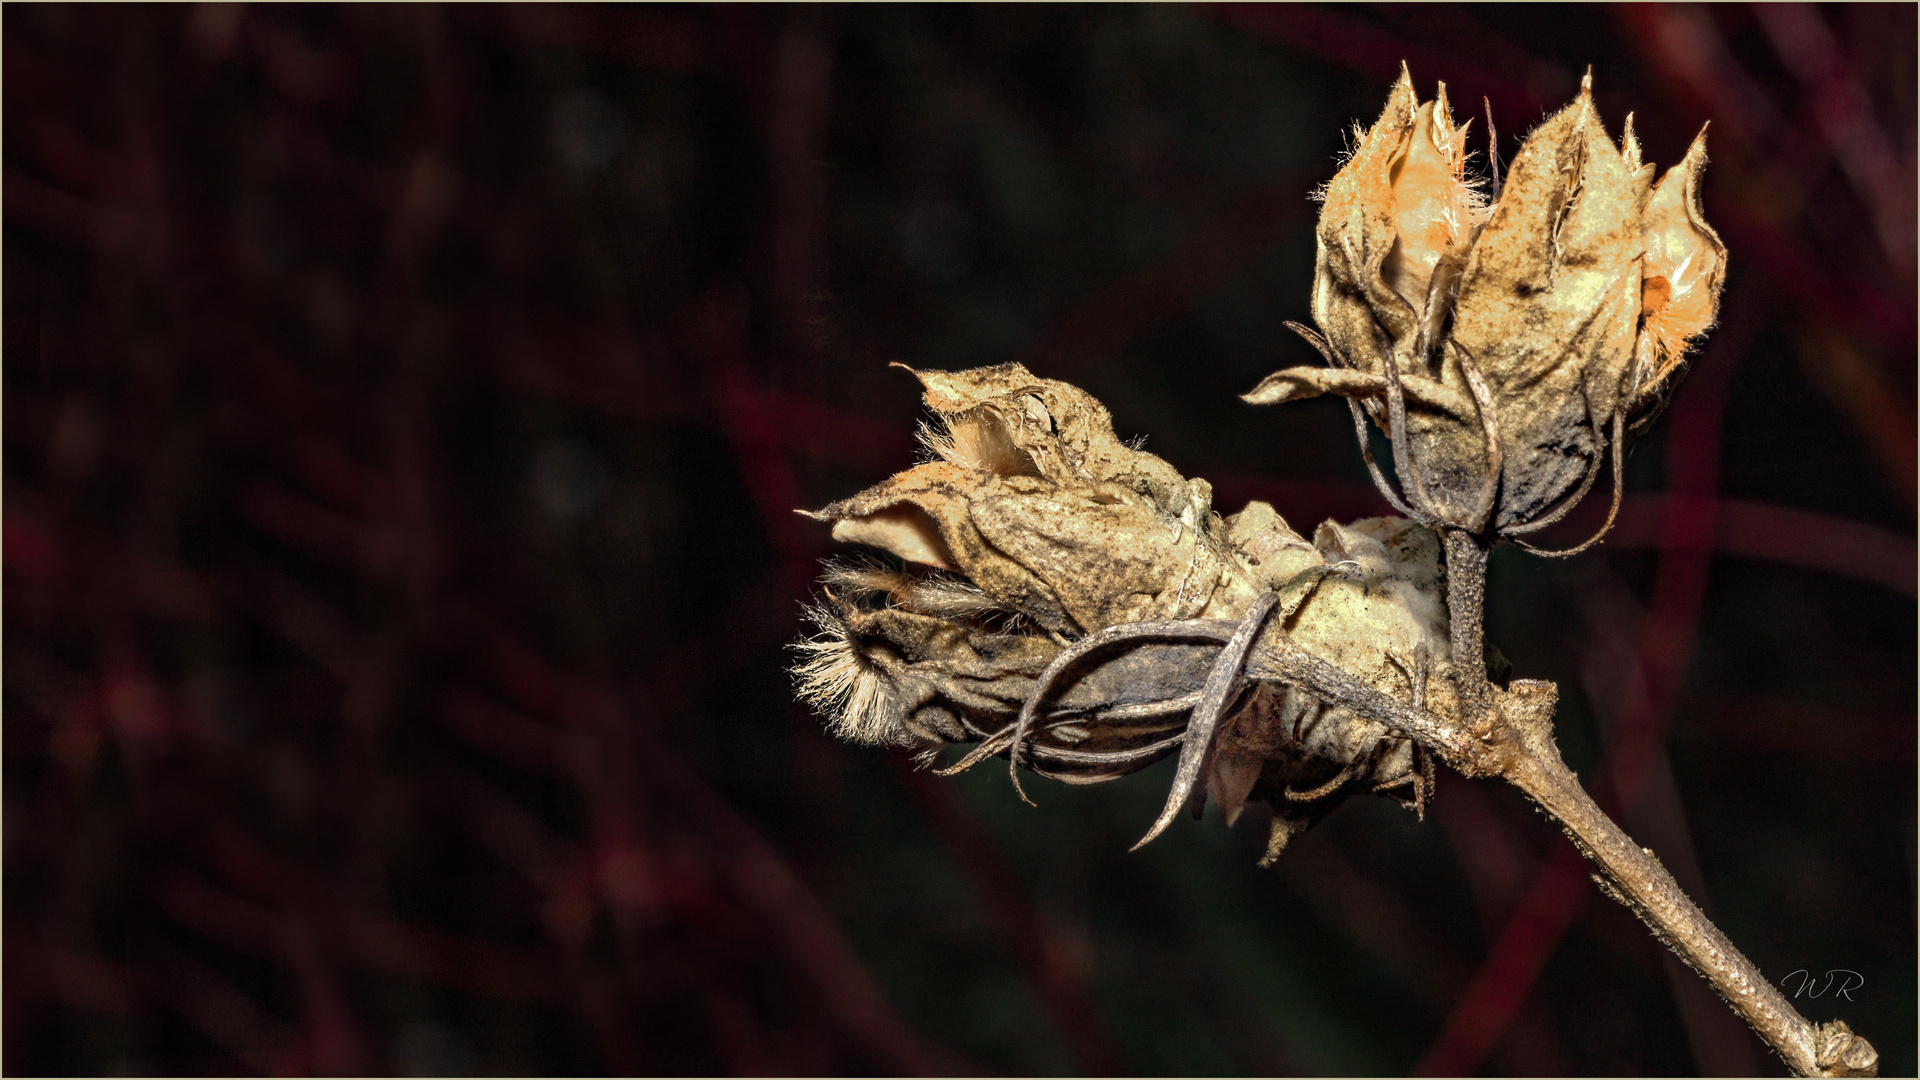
xmin=1254 ymin=601 xmax=1874 ymax=1074
xmin=1440 ymin=528 xmax=1493 ymax=727
xmin=1434 ymin=526 xmax=1876 ymax=1077
xmin=1498 ymin=739 xmax=1878 ymax=1078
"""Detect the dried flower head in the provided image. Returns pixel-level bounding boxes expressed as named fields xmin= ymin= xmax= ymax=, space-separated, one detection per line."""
xmin=1246 ymin=66 xmax=1725 ymax=548
xmin=795 ymin=365 xmax=1457 ymax=853
xmin=804 ymin=363 xmax=1254 ymax=635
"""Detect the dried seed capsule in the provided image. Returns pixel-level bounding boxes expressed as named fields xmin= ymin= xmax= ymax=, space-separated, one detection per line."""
xmin=795 ymin=366 xmax=1462 ymax=855
xmin=1246 ymin=67 xmax=1725 ymax=545
xmin=794 ymin=575 xmax=1221 ymax=782
xmin=802 ymin=363 xmax=1258 ymax=635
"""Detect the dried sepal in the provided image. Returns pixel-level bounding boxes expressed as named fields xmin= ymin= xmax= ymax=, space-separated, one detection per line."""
xmin=805 ymin=462 xmax=1078 ymax=633
xmin=1445 ymin=79 xmax=1641 ymax=528
xmin=1209 ymin=516 xmax=1456 ymax=832
xmin=1240 ymin=364 xmax=1477 ymax=421
xmin=1629 ymin=128 xmax=1725 ymax=431
xmin=1313 ymin=66 xmax=1423 ymax=373
xmin=794 ymin=565 xmax=1221 ymax=779
xmin=820 ymin=558 xmax=1025 ymax=628
xmin=903 ymin=361 xmax=1207 ymax=522
xmin=1222 ymin=500 xmax=1321 ymax=591
xmin=1382 ymin=83 xmax=1486 ymax=322
xmin=971 ymin=481 xmax=1257 ymax=630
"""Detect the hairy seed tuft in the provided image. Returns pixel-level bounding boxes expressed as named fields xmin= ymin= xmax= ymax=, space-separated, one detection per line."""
xmin=791 ymin=602 xmax=900 ymax=745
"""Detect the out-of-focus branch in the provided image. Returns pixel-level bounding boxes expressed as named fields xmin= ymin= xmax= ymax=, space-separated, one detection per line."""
xmin=1753 ymin=4 xmax=1914 ymax=274
xmin=1574 ymin=559 xmax=1764 ymax=1078
xmin=1014 ymin=172 xmax=1318 ymax=379
xmin=1210 ymin=4 xmax=1541 ymax=120
xmin=1618 ymin=4 xmax=1917 ymax=513
xmin=1278 ymin=823 xmax=1568 ymax=1076
xmin=892 ymin=756 xmax=1129 ymax=1077
xmin=484 ymin=634 xmax=962 ymax=1077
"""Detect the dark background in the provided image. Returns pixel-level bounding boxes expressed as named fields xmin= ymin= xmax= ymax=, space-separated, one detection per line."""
xmin=5 ymin=4 xmax=1914 ymax=1076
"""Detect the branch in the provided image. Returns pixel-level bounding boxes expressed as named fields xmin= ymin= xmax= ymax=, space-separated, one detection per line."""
xmin=1237 ymin=558 xmax=1880 ymax=1077
xmin=1501 ymin=733 xmax=1879 ymax=1078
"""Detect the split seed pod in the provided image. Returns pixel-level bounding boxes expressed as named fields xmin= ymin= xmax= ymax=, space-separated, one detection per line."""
xmin=1245 ymin=66 xmax=1725 ymax=548
xmin=794 ymin=365 xmax=1458 ymax=856
xmin=804 ymin=362 xmax=1257 ymax=636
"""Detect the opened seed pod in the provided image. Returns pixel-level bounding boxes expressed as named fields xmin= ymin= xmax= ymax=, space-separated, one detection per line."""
xmin=794 ymin=366 xmax=1460 ymax=857
xmin=1243 ymin=66 xmax=1724 ymax=549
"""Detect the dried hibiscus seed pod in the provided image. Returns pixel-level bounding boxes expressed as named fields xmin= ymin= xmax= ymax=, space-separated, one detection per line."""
xmin=790 ymin=69 xmax=1878 ymax=1077
xmin=793 ymin=364 xmax=1454 ymax=854
xmin=1244 ymin=66 xmax=1726 ymax=549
